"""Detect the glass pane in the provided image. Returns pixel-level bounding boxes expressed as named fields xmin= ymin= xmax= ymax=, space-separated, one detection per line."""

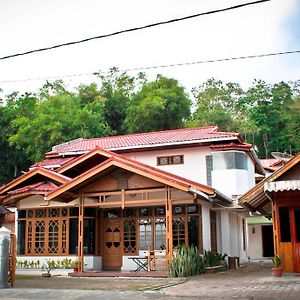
xmin=18 ymin=210 xmax=26 ymax=219
xmin=187 ymin=205 xmax=198 ymax=214
xmin=155 ymin=207 xmax=165 ymax=216
xmin=84 ymin=219 xmax=95 ymax=254
xmin=295 ymin=209 xmax=300 ymax=243
xmin=188 ymin=216 xmax=198 ymax=248
xmin=155 ymin=218 xmax=166 ymax=250
xmin=84 ymin=208 xmax=96 ymax=217
xmin=139 ymin=219 xmax=152 ymax=250
xmin=69 ymin=207 xmax=79 ymax=216
xmin=17 ymin=220 xmax=26 ymax=255
xmin=104 ymin=209 xmax=121 ymax=218
xmin=69 ymin=218 xmax=78 ymax=254
xmin=279 ymin=207 xmax=291 ymax=242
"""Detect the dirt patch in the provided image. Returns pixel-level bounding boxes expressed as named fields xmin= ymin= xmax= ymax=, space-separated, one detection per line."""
xmin=15 ymin=274 xmax=182 ymax=291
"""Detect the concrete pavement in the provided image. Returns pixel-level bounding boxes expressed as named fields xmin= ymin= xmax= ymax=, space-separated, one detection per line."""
xmin=1 ymin=262 xmax=300 ymax=299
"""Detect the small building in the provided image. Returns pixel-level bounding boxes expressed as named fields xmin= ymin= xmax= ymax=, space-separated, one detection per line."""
xmin=0 ymin=126 xmax=264 ymax=272
xmin=240 ymin=153 xmax=300 ymax=273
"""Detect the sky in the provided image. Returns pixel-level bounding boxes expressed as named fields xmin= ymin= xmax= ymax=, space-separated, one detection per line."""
xmin=0 ymin=0 xmax=300 ymax=98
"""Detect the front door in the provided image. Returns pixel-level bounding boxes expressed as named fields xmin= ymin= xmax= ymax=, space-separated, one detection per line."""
xmin=292 ymin=208 xmax=300 ymax=272
xmin=278 ymin=206 xmax=300 ymax=272
xmin=103 ymin=219 xmax=122 ymax=270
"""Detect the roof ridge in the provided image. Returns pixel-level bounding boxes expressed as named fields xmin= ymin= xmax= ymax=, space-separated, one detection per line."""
xmin=83 ymin=126 xmax=219 ymax=141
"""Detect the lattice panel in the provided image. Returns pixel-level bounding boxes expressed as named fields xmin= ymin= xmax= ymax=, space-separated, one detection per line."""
xmin=172 ymin=217 xmax=186 ymax=247
xmin=27 ymin=221 xmax=32 ymax=254
xmin=35 ymin=209 xmax=46 ymax=218
xmin=61 ymin=208 xmax=68 ymax=217
xmin=61 ymin=219 xmax=67 ymax=254
xmin=34 ymin=220 xmax=45 ymax=254
xmin=48 ymin=219 xmax=59 ymax=254
xmin=49 ymin=208 xmax=60 ymax=218
xmin=123 ymin=219 xmax=136 ymax=254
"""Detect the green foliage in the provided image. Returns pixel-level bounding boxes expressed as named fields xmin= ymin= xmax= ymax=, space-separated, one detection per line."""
xmin=1 ymin=74 xmax=300 ymax=185
xmin=126 ymin=75 xmax=191 ymax=133
xmin=203 ymin=250 xmax=227 ymax=267
xmin=272 ymin=255 xmax=282 ymax=268
xmin=170 ymin=244 xmax=205 ymax=277
xmin=16 ymin=258 xmax=77 ymax=269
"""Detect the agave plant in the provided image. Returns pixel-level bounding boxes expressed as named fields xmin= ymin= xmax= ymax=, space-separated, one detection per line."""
xmin=170 ymin=244 xmax=205 ymax=277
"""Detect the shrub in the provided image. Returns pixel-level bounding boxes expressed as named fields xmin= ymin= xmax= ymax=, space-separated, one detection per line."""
xmin=203 ymin=250 xmax=227 ymax=267
xmin=170 ymin=244 xmax=205 ymax=277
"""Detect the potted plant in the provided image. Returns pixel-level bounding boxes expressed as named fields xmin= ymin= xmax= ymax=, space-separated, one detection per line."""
xmin=41 ymin=261 xmax=52 ymax=278
xmin=272 ymin=255 xmax=283 ymax=277
xmin=72 ymin=259 xmax=79 ymax=273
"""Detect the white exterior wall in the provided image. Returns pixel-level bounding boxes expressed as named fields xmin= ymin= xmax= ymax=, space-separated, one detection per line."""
xmin=247 ymin=224 xmax=263 ymax=259
xmin=220 ymin=210 xmax=231 ymax=255
xmin=16 ymin=255 xmax=102 ymax=271
xmin=238 ymin=216 xmax=248 ymax=262
xmin=229 ymin=212 xmax=239 ymax=257
xmin=122 ymin=146 xmax=212 ymax=185
xmin=202 ymin=202 xmax=211 ymax=251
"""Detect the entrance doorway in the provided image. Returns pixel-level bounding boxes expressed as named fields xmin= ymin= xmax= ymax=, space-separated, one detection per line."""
xmin=102 ymin=219 xmax=122 ymax=270
xmin=262 ymin=225 xmax=274 ymax=257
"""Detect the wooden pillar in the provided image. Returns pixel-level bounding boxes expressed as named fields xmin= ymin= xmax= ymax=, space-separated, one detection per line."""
xmin=165 ymin=186 xmax=173 ymax=264
xmin=78 ymin=193 xmax=84 ymax=272
xmin=272 ymin=201 xmax=279 ymax=257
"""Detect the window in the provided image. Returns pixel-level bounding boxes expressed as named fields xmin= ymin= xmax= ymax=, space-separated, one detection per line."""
xmin=139 ymin=219 xmax=152 ymax=250
xmin=155 ymin=218 xmax=166 ymax=250
xmin=206 ymin=155 xmax=213 ymax=186
xmin=157 ymin=155 xmax=184 ymax=166
xmin=18 ymin=208 xmax=96 ymax=256
xmin=17 ymin=220 xmax=26 ymax=255
xmin=212 ymin=151 xmax=248 ymax=170
xmin=124 ymin=219 xmax=137 ymax=254
xmin=279 ymin=207 xmax=291 ymax=242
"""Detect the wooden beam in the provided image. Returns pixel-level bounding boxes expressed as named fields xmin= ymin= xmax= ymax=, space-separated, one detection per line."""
xmin=77 ymin=193 xmax=84 ymax=273
xmin=165 ymin=186 xmax=173 ymax=265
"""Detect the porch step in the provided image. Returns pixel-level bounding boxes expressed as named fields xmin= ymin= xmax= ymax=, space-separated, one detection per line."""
xmin=68 ymin=271 xmax=169 ymax=278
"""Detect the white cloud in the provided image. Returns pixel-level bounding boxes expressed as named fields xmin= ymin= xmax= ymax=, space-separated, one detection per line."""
xmin=0 ymin=0 xmax=299 ymax=96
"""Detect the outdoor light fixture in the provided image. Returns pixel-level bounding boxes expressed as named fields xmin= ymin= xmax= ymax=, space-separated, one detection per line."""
xmin=251 ymin=226 xmax=255 ymax=234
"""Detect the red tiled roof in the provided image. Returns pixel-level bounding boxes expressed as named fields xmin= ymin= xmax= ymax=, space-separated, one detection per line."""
xmin=7 ymin=181 xmax=58 ymax=195
xmin=210 ymin=142 xmax=252 ymax=150
xmin=46 ymin=126 xmax=240 ymax=156
xmin=31 ymin=157 xmax=75 ymax=168
xmin=259 ymin=158 xmax=285 ymax=171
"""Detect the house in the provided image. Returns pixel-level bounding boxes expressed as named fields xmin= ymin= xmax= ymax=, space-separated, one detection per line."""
xmin=0 ymin=126 xmax=264 ymax=272
xmin=239 ymin=152 xmax=300 ymax=273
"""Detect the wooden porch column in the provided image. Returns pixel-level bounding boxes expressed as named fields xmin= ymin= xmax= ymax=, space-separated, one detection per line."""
xmin=166 ymin=186 xmax=173 ymax=264
xmin=78 ymin=193 xmax=84 ymax=272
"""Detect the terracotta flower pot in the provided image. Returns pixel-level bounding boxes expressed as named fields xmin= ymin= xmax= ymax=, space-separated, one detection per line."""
xmin=73 ymin=267 xmax=78 ymax=272
xmin=272 ymin=267 xmax=283 ymax=277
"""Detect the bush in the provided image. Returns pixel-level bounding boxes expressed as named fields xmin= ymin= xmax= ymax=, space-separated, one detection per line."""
xmin=170 ymin=244 xmax=205 ymax=277
xmin=203 ymin=250 xmax=227 ymax=267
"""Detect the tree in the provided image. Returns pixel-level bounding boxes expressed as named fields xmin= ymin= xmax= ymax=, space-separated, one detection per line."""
xmin=126 ymin=75 xmax=191 ymax=133
xmin=9 ymin=91 xmax=111 ymax=162
xmin=98 ymin=67 xmax=138 ymax=135
xmin=190 ymin=78 xmax=245 ymax=132
xmin=0 ymin=92 xmax=37 ymax=184
xmin=240 ymin=80 xmax=296 ymax=158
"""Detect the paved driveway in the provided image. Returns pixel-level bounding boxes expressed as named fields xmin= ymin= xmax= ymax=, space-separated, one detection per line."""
xmin=1 ymin=262 xmax=300 ymax=299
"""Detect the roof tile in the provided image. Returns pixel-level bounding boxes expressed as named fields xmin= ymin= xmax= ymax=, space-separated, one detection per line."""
xmin=47 ymin=126 xmax=240 ymax=156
